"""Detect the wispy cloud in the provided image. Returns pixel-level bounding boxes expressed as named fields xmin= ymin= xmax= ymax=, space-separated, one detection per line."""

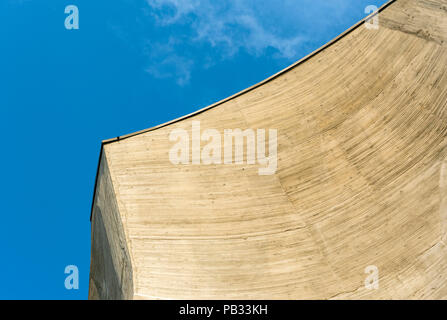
xmin=141 ymin=0 xmax=373 ymax=85
xmin=145 ymin=0 xmax=306 ymax=59
xmin=143 ymin=37 xmax=193 ymax=86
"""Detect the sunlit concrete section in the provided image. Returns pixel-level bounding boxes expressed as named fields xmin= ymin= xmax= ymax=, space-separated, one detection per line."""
xmin=89 ymin=0 xmax=447 ymax=299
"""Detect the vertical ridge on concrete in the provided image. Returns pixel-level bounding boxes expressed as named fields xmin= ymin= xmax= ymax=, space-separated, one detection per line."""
xmin=89 ymin=0 xmax=447 ymax=299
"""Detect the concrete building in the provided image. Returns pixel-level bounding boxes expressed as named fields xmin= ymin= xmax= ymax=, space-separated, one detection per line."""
xmin=89 ymin=0 xmax=447 ymax=299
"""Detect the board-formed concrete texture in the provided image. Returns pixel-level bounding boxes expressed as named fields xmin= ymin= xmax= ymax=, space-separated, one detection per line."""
xmin=88 ymin=0 xmax=447 ymax=299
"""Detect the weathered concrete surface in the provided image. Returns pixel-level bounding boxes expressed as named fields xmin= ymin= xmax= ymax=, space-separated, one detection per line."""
xmin=89 ymin=152 xmax=133 ymax=299
xmin=89 ymin=0 xmax=447 ymax=299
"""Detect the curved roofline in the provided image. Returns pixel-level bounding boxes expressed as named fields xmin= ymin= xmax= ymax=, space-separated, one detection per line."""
xmin=102 ymin=0 xmax=395 ymax=145
xmin=90 ymin=0 xmax=396 ymax=220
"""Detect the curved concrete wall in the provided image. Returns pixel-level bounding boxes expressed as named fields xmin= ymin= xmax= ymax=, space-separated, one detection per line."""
xmin=89 ymin=0 xmax=447 ymax=299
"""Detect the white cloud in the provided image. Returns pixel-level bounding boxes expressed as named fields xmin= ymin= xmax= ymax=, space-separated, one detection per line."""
xmin=145 ymin=0 xmax=305 ymax=59
xmin=146 ymin=0 xmax=200 ymax=25
xmin=144 ymin=38 xmax=194 ymax=86
xmin=142 ymin=0 xmax=371 ymax=85
xmin=146 ymin=55 xmax=193 ymax=86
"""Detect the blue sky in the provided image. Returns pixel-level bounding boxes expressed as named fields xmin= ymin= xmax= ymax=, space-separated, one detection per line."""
xmin=0 ymin=0 xmax=387 ymax=299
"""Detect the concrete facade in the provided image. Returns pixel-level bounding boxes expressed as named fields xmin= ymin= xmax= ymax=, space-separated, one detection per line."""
xmin=89 ymin=0 xmax=447 ymax=299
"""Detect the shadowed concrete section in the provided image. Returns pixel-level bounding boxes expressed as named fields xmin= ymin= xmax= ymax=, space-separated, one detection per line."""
xmin=89 ymin=152 xmax=133 ymax=299
xmin=89 ymin=0 xmax=447 ymax=299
